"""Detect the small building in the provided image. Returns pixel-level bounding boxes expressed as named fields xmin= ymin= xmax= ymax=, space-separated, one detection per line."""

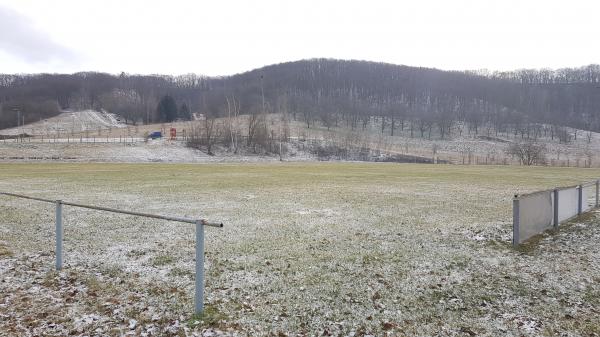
xmin=191 ymin=113 xmax=206 ymax=121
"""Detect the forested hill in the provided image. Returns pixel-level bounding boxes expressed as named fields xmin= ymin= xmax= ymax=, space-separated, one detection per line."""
xmin=1 ymin=59 xmax=599 ymax=134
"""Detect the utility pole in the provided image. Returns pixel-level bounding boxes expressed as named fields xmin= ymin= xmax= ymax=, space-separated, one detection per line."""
xmin=12 ymin=107 xmax=20 ymax=141
xmin=260 ymin=75 xmax=265 ymax=113
xmin=14 ymin=108 xmax=20 ymax=129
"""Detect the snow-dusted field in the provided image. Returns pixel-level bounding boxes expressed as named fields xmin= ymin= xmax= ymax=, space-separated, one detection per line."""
xmin=0 ymin=141 xmax=294 ymax=163
xmin=0 ymin=141 xmax=215 ymax=163
xmin=3 ymin=112 xmax=600 ymax=167
xmin=1 ymin=163 xmax=600 ymax=336
xmin=298 ymin=120 xmax=600 ymax=167
xmin=0 ymin=110 xmax=126 ymax=137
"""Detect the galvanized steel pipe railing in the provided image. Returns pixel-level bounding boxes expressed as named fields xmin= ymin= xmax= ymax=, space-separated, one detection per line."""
xmin=0 ymin=191 xmax=222 ymax=314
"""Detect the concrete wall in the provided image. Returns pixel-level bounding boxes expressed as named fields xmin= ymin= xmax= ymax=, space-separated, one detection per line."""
xmin=515 ymin=191 xmax=554 ymax=244
xmin=557 ymin=187 xmax=579 ymax=223
xmin=513 ymin=180 xmax=599 ymax=246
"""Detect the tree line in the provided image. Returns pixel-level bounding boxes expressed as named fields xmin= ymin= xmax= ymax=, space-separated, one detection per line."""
xmin=1 ymin=59 xmax=598 ymax=140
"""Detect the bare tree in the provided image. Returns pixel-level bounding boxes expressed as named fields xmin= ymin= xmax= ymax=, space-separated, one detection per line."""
xmin=556 ymin=127 xmax=571 ymax=144
xmin=506 ymin=141 xmax=547 ymax=165
xmin=225 ymin=95 xmax=240 ymax=153
xmin=186 ymin=117 xmax=219 ymax=155
xmin=203 ymin=116 xmax=219 ymax=155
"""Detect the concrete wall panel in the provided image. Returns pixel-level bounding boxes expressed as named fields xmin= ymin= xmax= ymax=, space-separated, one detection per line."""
xmin=517 ymin=191 xmax=554 ymax=243
xmin=582 ymin=184 xmax=595 ymax=212
xmin=557 ymin=187 xmax=579 ymax=223
xmin=514 ymin=181 xmax=599 ymax=246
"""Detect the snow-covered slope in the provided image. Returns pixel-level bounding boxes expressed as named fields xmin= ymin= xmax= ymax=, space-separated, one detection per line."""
xmin=0 ymin=110 xmax=126 ymax=136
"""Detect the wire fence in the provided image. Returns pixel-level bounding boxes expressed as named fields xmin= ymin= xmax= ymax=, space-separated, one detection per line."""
xmin=2 ymin=132 xmax=598 ymax=167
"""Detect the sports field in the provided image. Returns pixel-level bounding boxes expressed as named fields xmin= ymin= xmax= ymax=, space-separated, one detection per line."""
xmin=1 ymin=163 xmax=599 ymax=336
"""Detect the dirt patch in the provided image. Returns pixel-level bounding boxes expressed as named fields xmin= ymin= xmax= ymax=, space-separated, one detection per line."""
xmin=0 ymin=242 xmax=12 ymax=257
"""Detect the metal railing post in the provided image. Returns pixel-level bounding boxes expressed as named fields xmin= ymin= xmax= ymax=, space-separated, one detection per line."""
xmin=553 ymin=189 xmax=559 ymax=228
xmin=55 ymin=200 xmax=63 ymax=270
xmin=195 ymin=220 xmax=205 ymax=314
xmin=596 ymin=180 xmax=600 ymax=207
xmin=578 ymin=185 xmax=583 ymax=215
xmin=513 ymin=195 xmax=520 ymax=246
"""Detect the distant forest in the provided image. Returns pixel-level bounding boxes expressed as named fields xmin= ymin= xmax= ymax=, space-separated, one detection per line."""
xmin=1 ymin=59 xmax=599 ymax=139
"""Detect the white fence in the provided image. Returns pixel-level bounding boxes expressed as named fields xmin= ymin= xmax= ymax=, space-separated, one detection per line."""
xmin=513 ymin=180 xmax=600 ymax=245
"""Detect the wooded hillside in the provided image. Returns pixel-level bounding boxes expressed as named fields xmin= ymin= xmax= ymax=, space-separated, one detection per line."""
xmin=1 ymin=59 xmax=599 ymax=137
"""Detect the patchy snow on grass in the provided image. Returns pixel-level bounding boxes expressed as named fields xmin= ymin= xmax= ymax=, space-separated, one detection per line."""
xmin=0 ymin=141 xmax=294 ymax=163
xmin=1 ymin=163 xmax=600 ymax=336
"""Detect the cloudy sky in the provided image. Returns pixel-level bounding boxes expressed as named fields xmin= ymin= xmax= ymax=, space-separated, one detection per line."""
xmin=0 ymin=0 xmax=598 ymax=76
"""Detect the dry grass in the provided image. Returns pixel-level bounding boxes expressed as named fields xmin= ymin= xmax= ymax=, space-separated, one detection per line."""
xmin=0 ymin=162 xmax=599 ymax=336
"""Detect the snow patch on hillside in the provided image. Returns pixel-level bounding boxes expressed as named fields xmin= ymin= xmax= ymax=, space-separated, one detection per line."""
xmin=0 ymin=110 xmax=126 ymax=136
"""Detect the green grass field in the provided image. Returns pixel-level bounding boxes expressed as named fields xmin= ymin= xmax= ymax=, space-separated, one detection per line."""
xmin=1 ymin=163 xmax=600 ymax=336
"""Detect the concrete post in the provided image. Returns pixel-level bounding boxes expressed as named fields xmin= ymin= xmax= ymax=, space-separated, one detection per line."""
xmin=578 ymin=185 xmax=583 ymax=215
xmin=195 ymin=221 xmax=205 ymax=314
xmin=553 ymin=189 xmax=559 ymax=228
xmin=55 ymin=201 xmax=63 ymax=270
xmin=513 ymin=195 xmax=520 ymax=246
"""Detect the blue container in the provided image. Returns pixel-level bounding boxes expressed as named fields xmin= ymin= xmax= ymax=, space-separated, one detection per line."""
xmin=149 ymin=131 xmax=162 ymax=139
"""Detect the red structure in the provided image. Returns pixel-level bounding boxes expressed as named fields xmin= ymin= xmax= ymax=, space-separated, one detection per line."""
xmin=170 ymin=128 xmax=176 ymax=140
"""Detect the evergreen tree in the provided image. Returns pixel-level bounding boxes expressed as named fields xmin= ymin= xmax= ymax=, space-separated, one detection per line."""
xmin=157 ymin=95 xmax=178 ymax=122
xmin=179 ymin=103 xmax=191 ymax=120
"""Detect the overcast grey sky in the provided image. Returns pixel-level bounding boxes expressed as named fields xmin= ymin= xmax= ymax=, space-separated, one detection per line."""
xmin=0 ymin=0 xmax=598 ymax=76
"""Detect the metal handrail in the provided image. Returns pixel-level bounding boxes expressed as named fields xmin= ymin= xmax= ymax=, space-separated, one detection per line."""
xmin=0 ymin=192 xmax=222 ymax=227
xmin=0 ymin=192 xmax=56 ymax=203
xmin=0 ymin=191 xmax=222 ymax=314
